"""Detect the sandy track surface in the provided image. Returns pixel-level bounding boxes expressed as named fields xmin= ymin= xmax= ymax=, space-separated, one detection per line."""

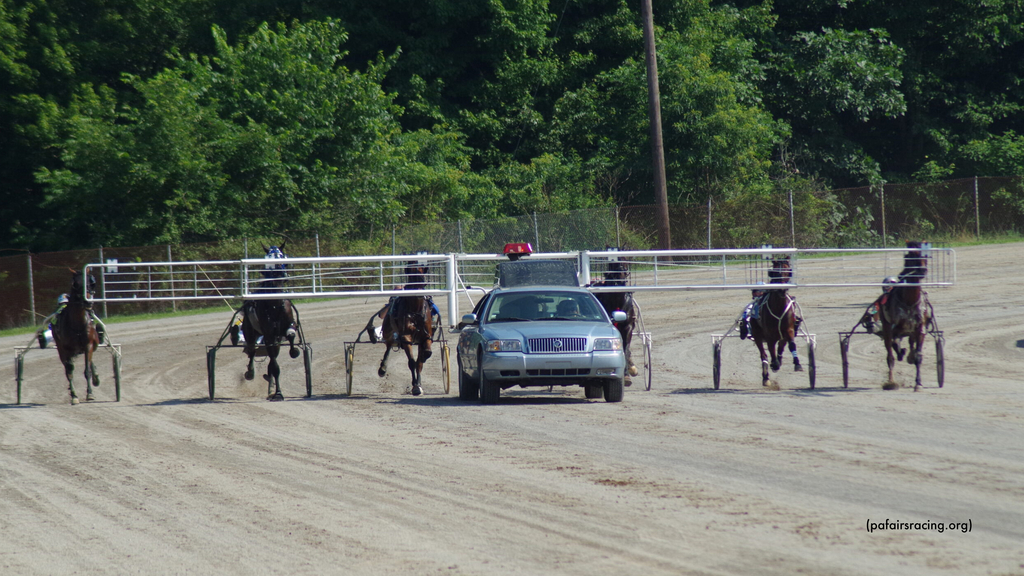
xmin=2 ymin=243 xmax=1022 ymax=575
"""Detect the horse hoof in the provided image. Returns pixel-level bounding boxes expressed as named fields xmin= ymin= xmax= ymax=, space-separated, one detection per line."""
xmin=86 ymin=393 xmax=95 ymax=401
xmin=268 ymin=393 xmax=284 ymax=401
xmin=882 ymin=381 xmax=899 ymax=391
xmin=793 ymin=363 xmax=804 ymax=372
xmin=290 ymin=348 xmax=300 ymax=359
xmin=244 ymin=370 xmax=255 ymax=381
xmin=70 ymin=396 xmax=79 ymax=405
xmin=771 ymin=362 xmax=781 ymax=373
xmin=628 ymin=364 xmax=639 ymax=377
xmin=378 ymin=367 xmax=387 ymax=378
xmin=411 ymin=385 xmax=422 ymax=396
xmin=914 ymin=384 xmax=923 ymax=392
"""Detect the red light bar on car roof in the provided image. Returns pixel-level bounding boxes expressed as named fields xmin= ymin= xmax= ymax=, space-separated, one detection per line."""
xmin=503 ymin=243 xmax=533 ymax=256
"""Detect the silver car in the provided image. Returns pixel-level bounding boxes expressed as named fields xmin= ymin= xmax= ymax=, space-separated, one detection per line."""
xmin=456 ymin=284 xmax=628 ymax=404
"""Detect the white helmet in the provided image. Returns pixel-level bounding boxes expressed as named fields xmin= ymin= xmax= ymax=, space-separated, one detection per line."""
xmin=882 ymin=276 xmax=898 ymax=292
xmin=58 ymin=293 xmax=69 ymax=305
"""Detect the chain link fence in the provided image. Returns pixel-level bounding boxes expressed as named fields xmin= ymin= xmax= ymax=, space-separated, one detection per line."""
xmin=2 ymin=176 xmax=1021 ymax=329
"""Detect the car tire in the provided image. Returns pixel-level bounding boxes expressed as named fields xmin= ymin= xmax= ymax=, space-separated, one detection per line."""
xmin=480 ymin=356 xmax=500 ymax=405
xmin=584 ymin=384 xmax=603 ymax=399
xmin=458 ymin=356 xmax=478 ymax=401
xmin=603 ymin=378 xmax=624 ymax=403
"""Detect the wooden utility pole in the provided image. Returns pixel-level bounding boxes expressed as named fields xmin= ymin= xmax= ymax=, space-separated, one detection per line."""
xmin=640 ymin=0 xmax=671 ymax=249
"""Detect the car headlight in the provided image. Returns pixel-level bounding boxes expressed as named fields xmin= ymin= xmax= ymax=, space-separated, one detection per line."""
xmin=593 ymin=337 xmax=622 ymax=351
xmin=486 ymin=339 xmax=523 ymax=352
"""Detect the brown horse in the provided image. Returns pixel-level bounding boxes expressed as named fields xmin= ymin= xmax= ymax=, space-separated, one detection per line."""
xmin=372 ymin=263 xmax=436 ymax=396
xmin=879 ymin=241 xmax=931 ymax=390
xmin=749 ymin=257 xmax=803 ymax=386
xmin=52 ymin=270 xmax=101 ymax=404
xmin=593 ymin=258 xmax=639 ymax=380
xmin=236 ymin=243 xmax=300 ymax=401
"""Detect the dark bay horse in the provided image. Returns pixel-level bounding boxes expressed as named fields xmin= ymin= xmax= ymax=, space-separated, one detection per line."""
xmin=749 ymin=257 xmax=803 ymax=386
xmin=879 ymin=241 xmax=931 ymax=390
xmin=371 ymin=263 xmax=435 ymax=396
xmin=593 ymin=259 xmax=639 ymax=380
xmin=52 ymin=270 xmax=101 ymax=404
xmin=236 ymin=243 xmax=300 ymax=401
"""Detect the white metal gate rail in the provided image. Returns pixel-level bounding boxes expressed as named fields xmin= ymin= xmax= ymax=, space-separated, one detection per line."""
xmin=84 ymin=246 xmax=955 ymax=326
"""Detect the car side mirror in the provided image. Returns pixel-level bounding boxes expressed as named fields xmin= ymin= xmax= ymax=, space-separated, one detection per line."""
xmin=461 ymin=313 xmax=478 ymax=325
xmin=612 ymin=311 xmax=627 ymax=322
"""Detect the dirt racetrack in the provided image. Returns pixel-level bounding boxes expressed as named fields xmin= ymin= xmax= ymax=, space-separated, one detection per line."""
xmin=2 ymin=242 xmax=1023 ymax=575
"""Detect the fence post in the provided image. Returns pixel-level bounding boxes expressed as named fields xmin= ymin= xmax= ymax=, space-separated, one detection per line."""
xmin=974 ymin=176 xmax=981 ymax=238
xmin=98 ymin=246 xmax=108 ymax=318
xmin=788 ymin=189 xmax=796 ymax=247
xmin=879 ymin=184 xmax=887 ymax=248
xmin=168 ymin=244 xmax=176 ymax=312
xmin=615 ymin=206 xmax=621 ymax=248
xmin=533 ymin=211 xmax=540 ymax=252
xmin=707 ymin=196 xmax=712 ymax=249
xmin=27 ymin=253 xmax=35 ymax=325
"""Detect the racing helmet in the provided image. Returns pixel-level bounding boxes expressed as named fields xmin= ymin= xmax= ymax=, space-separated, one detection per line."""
xmin=882 ymin=276 xmax=898 ymax=292
xmin=57 ymin=293 xmax=69 ymax=305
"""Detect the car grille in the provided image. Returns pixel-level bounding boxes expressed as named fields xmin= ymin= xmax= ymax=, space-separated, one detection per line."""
xmin=527 ymin=337 xmax=587 ymax=353
xmin=526 ymin=368 xmax=591 ymax=376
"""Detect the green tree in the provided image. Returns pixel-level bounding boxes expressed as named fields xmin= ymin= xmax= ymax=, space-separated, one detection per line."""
xmin=37 ymin=20 xmax=489 ymax=247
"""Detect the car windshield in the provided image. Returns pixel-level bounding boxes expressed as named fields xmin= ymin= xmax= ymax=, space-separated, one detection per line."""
xmin=485 ymin=291 xmax=606 ymax=322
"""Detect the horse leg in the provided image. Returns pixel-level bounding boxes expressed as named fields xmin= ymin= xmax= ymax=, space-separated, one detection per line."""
xmin=378 ymin=343 xmax=391 ymax=377
xmin=286 ymin=324 xmax=300 ymax=359
xmin=754 ymin=339 xmax=770 ymax=386
xmin=621 ymin=325 xmax=638 ymax=377
xmin=62 ymin=355 xmax=80 ymax=405
xmin=883 ymin=329 xmax=898 ymax=389
xmin=265 ymin=344 xmax=283 ymax=401
xmin=84 ymin=344 xmax=98 ymax=401
xmin=788 ymin=340 xmax=803 ymax=371
xmin=402 ymin=341 xmax=422 ymax=396
xmin=770 ymin=339 xmax=783 ymax=372
xmin=244 ymin=346 xmax=256 ymax=380
xmin=912 ymin=326 xmax=926 ymax=391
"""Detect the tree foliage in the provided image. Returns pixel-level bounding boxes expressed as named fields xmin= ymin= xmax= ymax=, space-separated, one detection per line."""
xmin=1 ymin=0 xmax=1022 ymax=250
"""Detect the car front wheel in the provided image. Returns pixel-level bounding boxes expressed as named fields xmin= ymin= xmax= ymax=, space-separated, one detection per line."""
xmin=603 ymin=378 xmax=624 ymax=403
xmin=480 ymin=355 xmax=500 ymax=404
xmin=458 ymin=356 xmax=479 ymax=401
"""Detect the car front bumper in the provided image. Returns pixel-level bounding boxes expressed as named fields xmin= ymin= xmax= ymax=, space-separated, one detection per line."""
xmin=481 ymin=351 xmax=626 ymax=387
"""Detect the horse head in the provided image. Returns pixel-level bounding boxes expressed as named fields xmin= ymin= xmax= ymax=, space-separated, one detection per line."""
xmin=259 ymin=243 xmax=289 ymax=291
xmin=768 ymin=257 xmax=792 ymax=284
xmin=899 ymin=241 xmax=927 ymax=283
xmin=603 ymin=260 xmax=630 ymax=286
xmin=404 ymin=262 xmax=428 ymax=290
xmin=69 ymin=269 xmax=96 ymax=302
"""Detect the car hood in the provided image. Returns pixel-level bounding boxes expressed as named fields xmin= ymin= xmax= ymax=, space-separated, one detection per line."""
xmin=481 ymin=321 xmax=620 ymax=341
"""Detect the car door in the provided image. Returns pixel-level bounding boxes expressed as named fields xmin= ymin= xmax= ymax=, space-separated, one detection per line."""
xmin=459 ymin=291 xmax=491 ymax=373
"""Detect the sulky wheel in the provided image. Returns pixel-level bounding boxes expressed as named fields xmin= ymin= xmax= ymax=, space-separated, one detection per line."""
xmin=303 ymin=346 xmax=312 ymax=397
xmin=642 ymin=337 xmax=653 ymax=391
xmin=839 ymin=335 xmax=851 ymax=389
xmin=344 ymin=344 xmax=355 ymax=396
xmin=807 ymin=340 xmax=816 ymax=390
xmin=713 ymin=340 xmax=722 ymax=390
xmin=207 ymin=348 xmax=217 ymax=400
xmin=441 ymin=344 xmax=451 ymax=394
xmin=935 ymin=333 xmax=945 ymax=388
xmin=113 ymin=351 xmax=122 ymax=402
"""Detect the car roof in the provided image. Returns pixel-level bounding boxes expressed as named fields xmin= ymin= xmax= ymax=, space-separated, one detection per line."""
xmin=496 ymin=259 xmax=579 ymax=288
